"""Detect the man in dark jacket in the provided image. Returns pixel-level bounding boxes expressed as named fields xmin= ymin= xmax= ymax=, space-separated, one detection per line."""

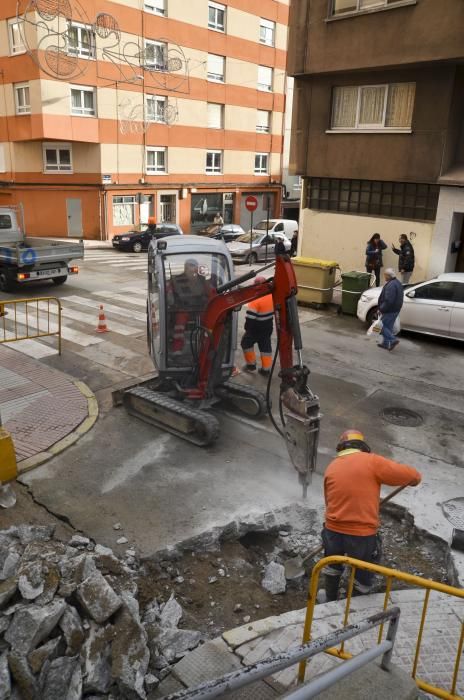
xmin=378 ymin=268 xmax=403 ymax=351
xmin=392 ymin=234 xmax=415 ymax=284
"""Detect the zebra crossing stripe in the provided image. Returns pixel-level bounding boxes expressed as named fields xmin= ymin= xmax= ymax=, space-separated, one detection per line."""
xmin=65 ymin=295 xmax=146 ymax=322
xmin=58 ymin=304 xmax=142 ymax=336
xmin=2 ymin=338 xmax=58 ymax=359
xmin=92 ymin=292 xmax=146 ymax=308
xmin=10 ymin=308 xmax=103 ymax=347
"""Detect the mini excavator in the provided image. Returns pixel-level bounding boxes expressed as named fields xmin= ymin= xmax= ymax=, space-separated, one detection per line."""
xmin=120 ymin=235 xmax=321 ymax=496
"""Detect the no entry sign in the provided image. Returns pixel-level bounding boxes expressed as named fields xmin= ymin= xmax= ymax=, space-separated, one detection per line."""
xmin=245 ymin=195 xmax=258 ymax=212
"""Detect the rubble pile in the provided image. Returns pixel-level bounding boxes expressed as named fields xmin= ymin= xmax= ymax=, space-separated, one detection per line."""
xmin=0 ymin=525 xmax=203 ymax=699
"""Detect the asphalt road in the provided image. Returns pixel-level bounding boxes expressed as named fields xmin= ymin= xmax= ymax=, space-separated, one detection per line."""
xmin=6 ymin=249 xmax=464 ymax=558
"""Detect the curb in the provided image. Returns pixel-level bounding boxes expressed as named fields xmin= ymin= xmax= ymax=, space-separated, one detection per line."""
xmin=17 ymin=380 xmax=99 ymax=474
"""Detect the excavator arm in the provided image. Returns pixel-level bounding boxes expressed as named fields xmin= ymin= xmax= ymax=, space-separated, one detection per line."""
xmin=189 ymin=254 xmax=321 ymax=497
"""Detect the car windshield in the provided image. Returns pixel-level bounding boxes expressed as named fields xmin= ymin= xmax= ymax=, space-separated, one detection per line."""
xmin=254 ymin=221 xmax=275 ymax=231
xmin=237 ymin=233 xmax=263 ymax=244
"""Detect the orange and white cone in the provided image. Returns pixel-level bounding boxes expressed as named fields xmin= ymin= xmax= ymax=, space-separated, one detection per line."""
xmin=96 ymin=304 xmax=109 ymax=333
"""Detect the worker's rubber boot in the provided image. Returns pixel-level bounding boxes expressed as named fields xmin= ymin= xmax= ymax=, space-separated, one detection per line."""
xmin=324 ymin=575 xmax=341 ymax=602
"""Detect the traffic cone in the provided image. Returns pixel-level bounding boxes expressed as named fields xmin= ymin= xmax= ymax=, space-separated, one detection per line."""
xmin=96 ymin=304 xmax=109 ymax=333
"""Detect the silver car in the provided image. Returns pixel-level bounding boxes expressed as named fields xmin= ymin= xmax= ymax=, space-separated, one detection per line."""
xmin=357 ymin=272 xmax=464 ymax=341
xmin=227 ymin=231 xmax=291 ymax=264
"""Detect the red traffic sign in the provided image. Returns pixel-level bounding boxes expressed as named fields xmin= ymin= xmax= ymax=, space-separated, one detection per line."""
xmin=245 ymin=195 xmax=258 ymax=212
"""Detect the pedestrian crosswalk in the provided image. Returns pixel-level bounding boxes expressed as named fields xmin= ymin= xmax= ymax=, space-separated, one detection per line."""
xmin=83 ymin=251 xmax=148 ymax=271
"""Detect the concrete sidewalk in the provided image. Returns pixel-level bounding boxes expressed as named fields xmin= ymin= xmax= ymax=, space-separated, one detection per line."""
xmin=0 ymin=345 xmax=97 ymax=472
xmin=156 ymin=588 xmax=463 ymax=698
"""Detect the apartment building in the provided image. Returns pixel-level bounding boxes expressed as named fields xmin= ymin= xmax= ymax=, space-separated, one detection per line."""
xmin=288 ymin=0 xmax=464 ymax=280
xmin=0 ymin=0 xmax=289 ymax=239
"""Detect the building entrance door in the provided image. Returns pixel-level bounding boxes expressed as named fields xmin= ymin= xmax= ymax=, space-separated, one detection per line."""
xmin=455 ymin=215 xmax=464 ymax=273
xmin=159 ymin=194 xmax=176 ymax=223
xmin=66 ymin=198 xmax=83 ymax=237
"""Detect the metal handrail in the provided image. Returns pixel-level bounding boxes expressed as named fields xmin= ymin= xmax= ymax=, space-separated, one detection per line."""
xmin=163 ymin=607 xmax=401 ymax=700
xmin=0 ymin=297 xmax=62 ymax=354
xmin=299 ymin=555 xmax=464 ymax=699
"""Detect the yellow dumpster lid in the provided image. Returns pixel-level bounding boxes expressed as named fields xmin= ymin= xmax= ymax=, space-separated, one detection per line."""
xmin=293 ymin=257 xmax=339 ymax=269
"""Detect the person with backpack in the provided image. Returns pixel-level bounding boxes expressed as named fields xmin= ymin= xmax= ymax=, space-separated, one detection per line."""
xmin=392 ymin=233 xmax=415 ymax=283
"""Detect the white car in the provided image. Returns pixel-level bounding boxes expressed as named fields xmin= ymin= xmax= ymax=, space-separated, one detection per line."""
xmin=357 ymin=273 xmax=464 ymax=341
xmin=227 ymin=231 xmax=291 ymax=264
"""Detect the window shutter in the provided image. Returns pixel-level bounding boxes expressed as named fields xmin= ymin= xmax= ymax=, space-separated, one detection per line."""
xmin=207 ymin=54 xmax=224 ymax=79
xmin=258 ymin=66 xmax=272 ymax=90
xmin=257 ymin=110 xmax=270 ymax=131
xmin=207 ymin=103 xmax=222 ymax=129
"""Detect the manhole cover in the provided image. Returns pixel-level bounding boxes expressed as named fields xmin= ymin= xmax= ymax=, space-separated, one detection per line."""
xmin=442 ymin=498 xmax=464 ymax=530
xmin=381 ymin=406 xmax=423 ymax=427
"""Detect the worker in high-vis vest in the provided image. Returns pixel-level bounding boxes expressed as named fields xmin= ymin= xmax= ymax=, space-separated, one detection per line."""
xmin=241 ymin=277 xmax=274 ymax=376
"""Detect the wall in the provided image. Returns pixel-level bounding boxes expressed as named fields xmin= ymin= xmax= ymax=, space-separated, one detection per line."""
xmin=290 ymin=65 xmax=455 ymax=182
xmin=288 ymin=0 xmax=464 ymax=76
xmin=299 ymin=208 xmax=433 ymax=282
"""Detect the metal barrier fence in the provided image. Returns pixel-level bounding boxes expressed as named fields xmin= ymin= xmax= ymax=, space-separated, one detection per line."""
xmin=0 ymin=297 xmax=62 ymax=354
xmin=299 ymin=555 xmax=464 ymax=700
xmin=163 ymin=607 xmax=401 ymax=699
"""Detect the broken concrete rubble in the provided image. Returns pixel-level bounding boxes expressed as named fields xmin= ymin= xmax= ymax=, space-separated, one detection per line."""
xmin=261 ymin=561 xmax=287 ymax=595
xmin=0 ymin=526 xmax=203 ymax=699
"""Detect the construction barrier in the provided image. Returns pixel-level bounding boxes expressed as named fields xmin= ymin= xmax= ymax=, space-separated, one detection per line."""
xmin=0 ymin=297 xmax=62 ymax=354
xmin=299 ymin=555 xmax=464 ymax=700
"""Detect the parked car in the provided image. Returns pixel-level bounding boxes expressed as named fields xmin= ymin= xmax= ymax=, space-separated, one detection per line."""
xmin=357 ymin=273 xmax=464 ymax=341
xmin=198 ymin=223 xmax=245 ymax=243
xmin=227 ymin=231 xmax=291 ymax=264
xmin=112 ymin=223 xmax=183 ymax=252
xmin=252 ymin=219 xmax=298 ymax=239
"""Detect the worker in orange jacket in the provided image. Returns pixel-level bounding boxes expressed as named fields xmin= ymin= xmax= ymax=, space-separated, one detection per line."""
xmin=322 ymin=429 xmax=422 ymax=601
xmin=241 ymin=276 xmax=274 ymax=376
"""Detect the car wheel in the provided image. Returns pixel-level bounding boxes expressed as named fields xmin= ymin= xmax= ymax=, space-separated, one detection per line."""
xmin=52 ymin=276 xmax=68 ymax=285
xmin=132 ymin=241 xmax=143 ymax=253
xmin=366 ymin=306 xmax=380 ymax=325
xmin=246 ymin=252 xmax=258 ymax=265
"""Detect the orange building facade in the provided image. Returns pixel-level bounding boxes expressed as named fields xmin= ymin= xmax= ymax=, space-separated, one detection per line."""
xmin=0 ymin=0 xmax=289 ymax=239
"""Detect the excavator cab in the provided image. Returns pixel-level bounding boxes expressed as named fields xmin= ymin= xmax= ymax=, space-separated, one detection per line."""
xmin=148 ymin=235 xmax=237 ymax=387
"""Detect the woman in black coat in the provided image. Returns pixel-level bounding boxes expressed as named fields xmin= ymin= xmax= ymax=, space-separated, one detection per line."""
xmin=365 ymin=233 xmax=387 ymax=286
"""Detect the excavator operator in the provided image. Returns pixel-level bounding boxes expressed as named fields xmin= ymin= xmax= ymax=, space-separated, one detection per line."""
xmin=169 ymin=258 xmax=212 ymax=355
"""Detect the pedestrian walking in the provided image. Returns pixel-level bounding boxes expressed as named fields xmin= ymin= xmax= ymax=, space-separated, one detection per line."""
xmin=392 ymin=233 xmax=415 ymax=283
xmin=365 ymin=233 xmax=387 ymax=286
xmin=322 ymin=429 xmax=421 ymax=601
xmin=378 ymin=267 xmax=403 ymax=351
xmin=290 ymin=229 xmax=298 ymax=257
xmin=241 ymin=276 xmax=274 ymax=376
xmin=213 ymin=212 xmax=224 ymax=227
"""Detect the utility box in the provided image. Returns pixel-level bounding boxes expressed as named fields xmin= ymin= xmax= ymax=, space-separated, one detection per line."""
xmin=293 ymin=257 xmax=339 ymax=305
xmin=341 ymin=271 xmax=372 ymax=315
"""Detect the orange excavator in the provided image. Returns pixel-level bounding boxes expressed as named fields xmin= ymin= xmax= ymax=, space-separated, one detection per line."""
xmin=121 ymin=235 xmax=321 ymax=496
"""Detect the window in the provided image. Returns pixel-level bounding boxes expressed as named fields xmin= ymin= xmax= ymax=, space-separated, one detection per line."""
xmin=146 ymin=95 xmax=167 ymax=122
xmin=144 ymin=40 xmax=168 ymax=71
xmin=113 ymin=196 xmax=136 ymax=226
xmin=259 ymin=18 xmax=275 ymax=46
xmin=43 ymin=143 xmax=73 ymax=173
xmin=332 ymin=0 xmax=408 ymax=16
xmin=413 ymin=281 xmax=461 ymax=302
xmin=307 ymin=178 xmax=439 ymax=221
xmin=207 ymin=54 xmax=225 ymax=83
xmin=208 ymin=2 xmax=226 ymax=31
xmin=146 ymin=147 xmax=167 ymax=173
xmin=8 ymin=18 xmax=25 ymax=55
xmin=257 ymin=65 xmax=273 ymax=92
xmin=206 ymin=151 xmax=222 ymax=174
xmin=70 ymin=85 xmax=96 ymax=116
xmin=256 ymin=110 xmax=271 ymax=133
xmin=144 ymin=0 xmax=166 ymax=15
xmin=207 ymin=103 xmax=224 ymax=129
xmin=14 ymin=83 xmax=30 ymax=115
xmin=67 ymin=22 xmax=96 ymax=59
xmin=254 ymin=153 xmax=269 ymax=174
xmin=0 ymin=144 xmax=5 ymax=173
xmin=331 ymin=83 xmax=415 ymax=130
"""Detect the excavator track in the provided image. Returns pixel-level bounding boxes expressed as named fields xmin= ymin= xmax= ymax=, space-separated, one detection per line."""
xmin=215 ymin=381 xmax=267 ymax=418
xmin=122 ymin=386 xmax=220 ymax=447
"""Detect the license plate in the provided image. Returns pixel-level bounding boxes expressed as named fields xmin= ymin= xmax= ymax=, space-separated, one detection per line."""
xmin=36 ymin=268 xmax=62 ymax=276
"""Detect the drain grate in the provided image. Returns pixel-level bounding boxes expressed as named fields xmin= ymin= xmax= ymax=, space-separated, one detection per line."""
xmin=381 ymin=406 xmax=423 ymax=427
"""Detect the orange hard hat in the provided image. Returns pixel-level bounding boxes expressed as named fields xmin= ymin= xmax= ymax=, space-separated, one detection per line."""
xmin=148 ymin=216 xmax=156 ymax=225
xmin=336 ymin=429 xmax=371 ymax=453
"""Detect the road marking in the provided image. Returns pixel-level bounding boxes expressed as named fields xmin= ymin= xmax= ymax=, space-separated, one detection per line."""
xmin=11 ymin=309 xmax=103 ymax=347
xmin=92 ymin=292 xmax=146 ymax=308
xmin=65 ymin=295 xmax=146 ymax=322
xmin=58 ymin=304 xmax=141 ymax=336
xmin=76 ymin=339 xmax=149 ymax=375
xmin=2 ymin=338 xmax=58 ymax=358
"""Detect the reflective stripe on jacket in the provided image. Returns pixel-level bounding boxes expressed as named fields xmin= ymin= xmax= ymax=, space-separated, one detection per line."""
xmin=244 ymin=294 xmax=274 ymax=336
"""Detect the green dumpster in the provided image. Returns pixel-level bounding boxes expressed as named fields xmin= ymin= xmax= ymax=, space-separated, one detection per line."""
xmin=293 ymin=257 xmax=339 ymax=305
xmin=341 ymin=271 xmax=372 ymax=315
